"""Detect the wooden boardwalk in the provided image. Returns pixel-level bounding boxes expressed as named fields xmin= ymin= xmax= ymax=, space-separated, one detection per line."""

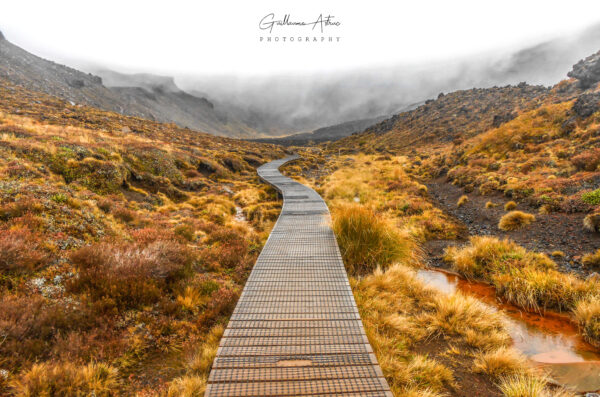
xmin=205 ymin=156 xmax=391 ymax=397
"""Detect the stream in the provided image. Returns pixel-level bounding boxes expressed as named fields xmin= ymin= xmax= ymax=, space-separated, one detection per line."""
xmin=416 ymin=269 xmax=600 ymax=393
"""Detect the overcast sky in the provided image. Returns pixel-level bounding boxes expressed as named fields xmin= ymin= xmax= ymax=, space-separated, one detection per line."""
xmin=2 ymin=0 xmax=600 ymax=76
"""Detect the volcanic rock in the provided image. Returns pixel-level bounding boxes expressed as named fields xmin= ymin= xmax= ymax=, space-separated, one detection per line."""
xmin=568 ymin=50 xmax=600 ymax=89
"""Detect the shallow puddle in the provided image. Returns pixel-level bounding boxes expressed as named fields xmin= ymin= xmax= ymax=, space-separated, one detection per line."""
xmin=417 ymin=269 xmax=600 ymax=392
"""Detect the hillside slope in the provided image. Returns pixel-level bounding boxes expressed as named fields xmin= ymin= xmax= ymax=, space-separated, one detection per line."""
xmin=0 ymin=34 xmax=262 ymax=137
xmin=0 ymin=78 xmax=287 ymax=395
xmin=331 ymin=84 xmax=554 ymax=153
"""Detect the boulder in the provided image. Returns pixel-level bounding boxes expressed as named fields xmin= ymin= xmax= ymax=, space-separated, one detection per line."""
xmin=568 ymin=50 xmax=600 ymax=88
xmin=573 ymin=93 xmax=600 ymax=118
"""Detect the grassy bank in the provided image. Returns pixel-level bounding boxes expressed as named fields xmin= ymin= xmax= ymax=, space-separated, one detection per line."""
xmin=444 ymin=236 xmax=600 ymax=346
xmin=286 ymin=154 xmax=573 ymax=396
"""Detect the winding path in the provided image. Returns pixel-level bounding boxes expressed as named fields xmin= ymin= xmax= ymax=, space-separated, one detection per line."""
xmin=205 ymin=156 xmax=391 ymax=397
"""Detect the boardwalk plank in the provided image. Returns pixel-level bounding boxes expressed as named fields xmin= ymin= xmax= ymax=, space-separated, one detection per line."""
xmin=205 ymin=156 xmax=390 ymax=396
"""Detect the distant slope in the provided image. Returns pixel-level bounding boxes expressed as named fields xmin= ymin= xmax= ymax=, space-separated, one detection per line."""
xmin=253 ymin=115 xmax=388 ymax=146
xmin=95 ymin=70 xmax=261 ymax=138
xmin=330 ymin=84 xmax=553 ymax=153
xmin=0 ymin=34 xmax=262 ymax=138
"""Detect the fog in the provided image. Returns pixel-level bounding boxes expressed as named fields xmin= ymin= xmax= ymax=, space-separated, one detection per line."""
xmin=175 ymin=23 xmax=600 ymax=134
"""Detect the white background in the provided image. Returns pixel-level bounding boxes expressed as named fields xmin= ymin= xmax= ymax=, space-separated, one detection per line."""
xmin=2 ymin=0 xmax=600 ymax=75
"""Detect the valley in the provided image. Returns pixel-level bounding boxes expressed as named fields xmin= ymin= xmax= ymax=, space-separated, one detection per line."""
xmin=1 ymin=22 xmax=600 ymax=397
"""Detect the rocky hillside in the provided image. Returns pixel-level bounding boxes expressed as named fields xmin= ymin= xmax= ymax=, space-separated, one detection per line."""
xmin=0 ymin=33 xmax=262 ymax=137
xmin=330 ymin=83 xmax=554 ymax=153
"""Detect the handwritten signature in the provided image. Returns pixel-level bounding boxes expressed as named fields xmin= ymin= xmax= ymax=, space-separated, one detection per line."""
xmin=259 ymin=13 xmax=340 ymax=34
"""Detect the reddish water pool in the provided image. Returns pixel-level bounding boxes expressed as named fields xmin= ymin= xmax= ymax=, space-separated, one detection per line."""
xmin=416 ymin=269 xmax=600 ymax=392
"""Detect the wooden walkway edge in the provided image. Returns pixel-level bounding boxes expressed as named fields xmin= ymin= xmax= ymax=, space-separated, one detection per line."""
xmin=205 ymin=155 xmax=392 ymax=396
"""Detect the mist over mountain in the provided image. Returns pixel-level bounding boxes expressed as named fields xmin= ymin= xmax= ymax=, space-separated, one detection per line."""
xmin=0 ymin=36 xmax=265 ymax=138
xmin=1 ymin=23 xmax=599 ymax=139
xmin=177 ymin=23 xmax=600 ymax=136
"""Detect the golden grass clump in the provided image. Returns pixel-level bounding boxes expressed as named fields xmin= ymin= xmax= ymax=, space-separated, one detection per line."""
xmin=582 ymin=248 xmax=600 ymax=268
xmin=498 ymin=211 xmax=535 ymax=231
xmin=457 ymin=195 xmax=469 ymax=207
xmin=498 ymin=374 xmax=574 ymax=397
xmin=445 ymin=236 xmax=600 ymax=320
xmin=584 ymin=213 xmax=600 ymax=232
xmin=504 ymin=201 xmax=517 ymax=211
xmin=443 ymin=236 xmax=555 ymax=279
xmin=332 ymin=204 xmax=413 ymax=275
xmin=485 ymin=201 xmax=497 ymax=209
xmin=350 ymin=263 xmax=529 ymax=395
xmin=166 ymin=376 xmax=206 ymax=397
xmin=551 ymin=250 xmax=565 ymax=258
xmin=573 ymin=297 xmax=600 ymax=345
xmin=473 ymin=347 xmax=528 ymax=378
xmin=10 ymin=362 xmax=119 ymax=397
xmin=186 ymin=324 xmax=224 ymax=375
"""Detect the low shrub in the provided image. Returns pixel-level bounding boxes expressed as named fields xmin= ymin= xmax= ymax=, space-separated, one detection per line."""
xmin=174 ymin=224 xmax=196 ymax=242
xmin=97 ymin=199 xmax=113 ymax=213
xmin=0 ymin=295 xmax=93 ymax=367
xmin=504 ymin=201 xmax=517 ymax=211
xmin=10 ymin=361 xmax=119 ymax=397
xmin=332 ymin=204 xmax=413 ymax=274
xmin=68 ymin=238 xmax=195 ymax=310
xmin=582 ymin=189 xmax=600 ymax=205
xmin=0 ymin=199 xmax=44 ymax=221
xmin=200 ymin=225 xmax=251 ymax=271
xmin=571 ymin=148 xmax=600 ymax=171
xmin=457 ymin=195 xmax=469 ymax=207
xmin=0 ymin=228 xmax=47 ymax=273
xmin=498 ymin=211 xmax=535 ymax=231
xmin=112 ymin=207 xmax=136 ymax=223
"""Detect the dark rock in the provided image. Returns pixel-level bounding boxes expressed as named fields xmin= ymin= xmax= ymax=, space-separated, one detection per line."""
xmin=561 ymin=116 xmax=577 ymax=135
xmin=0 ymin=30 xmax=4 ymax=40
xmin=573 ymin=93 xmax=600 ymax=118
xmin=492 ymin=112 xmax=517 ymax=128
xmin=66 ymin=78 xmax=85 ymax=88
xmin=568 ymin=50 xmax=600 ymax=89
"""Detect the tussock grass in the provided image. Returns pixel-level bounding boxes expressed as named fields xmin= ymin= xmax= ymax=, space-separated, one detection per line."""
xmin=498 ymin=211 xmax=535 ymax=231
xmin=457 ymin=195 xmax=469 ymax=207
xmin=583 ymin=213 xmax=600 ymax=232
xmin=498 ymin=374 xmax=574 ymax=397
xmin=10 ymin=362 xmax=119 ymax=397
xmin=186 ymin=324 xmax=224 ymax=375
xmin=166 ymin=376 xmax=206 ymax=397
xmin=583 ymin=248 xmax=600 ymax=268
xmin=486 ymin=201 xmax=497 ymax=209
xmin=333 ymin=204 xmax=414 ymax=274
xmin=351 ymin=263 xmax=546 ymax=395
xmin=573 ymin=297 xmax=600 ymax=345
xmin=473 ymin=347 xmax=528 ymax=378
xmin=445 ymin=236 xmax=600 ymax=342
xmin=504 ymin=201 xmax=517 ymax=211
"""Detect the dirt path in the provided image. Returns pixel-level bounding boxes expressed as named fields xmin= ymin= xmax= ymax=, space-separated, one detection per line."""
xmin=425 ymin=177 xmax=600 ymax=277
